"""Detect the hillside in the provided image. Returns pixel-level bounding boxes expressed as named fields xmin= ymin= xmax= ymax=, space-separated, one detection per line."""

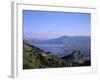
xmin=23 ymin=40 xmax=60 ymax=69
xmin=23 ymin=40 xmax=91 ymax=69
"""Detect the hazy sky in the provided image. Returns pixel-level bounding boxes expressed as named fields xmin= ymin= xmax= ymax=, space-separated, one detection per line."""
xmin=23 ymin=10 xmax=91 ymax=39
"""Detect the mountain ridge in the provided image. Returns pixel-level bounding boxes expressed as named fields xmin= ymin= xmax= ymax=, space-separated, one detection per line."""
xmin=27 ymin=36 xmax=90 ymax=56
xmin=28 ymin=36 xmax=90 ymax=45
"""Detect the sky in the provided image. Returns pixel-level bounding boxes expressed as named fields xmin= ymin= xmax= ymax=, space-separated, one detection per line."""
xmin=23 ymin=10 xmax=91 ymax=40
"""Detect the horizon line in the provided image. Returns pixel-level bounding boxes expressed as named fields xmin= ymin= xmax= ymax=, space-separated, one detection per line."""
xmin=24 ymin=35 xmax=91 ymax=40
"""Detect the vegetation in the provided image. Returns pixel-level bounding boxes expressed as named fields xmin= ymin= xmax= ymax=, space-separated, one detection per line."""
xmin=23 ymin=40 xmax=91 ymax=69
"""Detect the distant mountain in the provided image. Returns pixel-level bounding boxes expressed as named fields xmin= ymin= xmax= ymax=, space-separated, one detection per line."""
xmin=28 ymin=36 xmax=90 ymax=45
xmin=27 ymin=36 xmax=91 ymax=56
xmin=23 ymin=40 xmax=91 ymax=69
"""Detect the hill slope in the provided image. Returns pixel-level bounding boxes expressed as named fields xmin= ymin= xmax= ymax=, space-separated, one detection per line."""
xmin=23 ymin=40 xmax=91 ymax=69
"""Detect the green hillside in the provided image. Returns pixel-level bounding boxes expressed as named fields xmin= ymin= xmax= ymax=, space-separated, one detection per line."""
xmin=23 ymin=40 xmax=91 ymax=69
